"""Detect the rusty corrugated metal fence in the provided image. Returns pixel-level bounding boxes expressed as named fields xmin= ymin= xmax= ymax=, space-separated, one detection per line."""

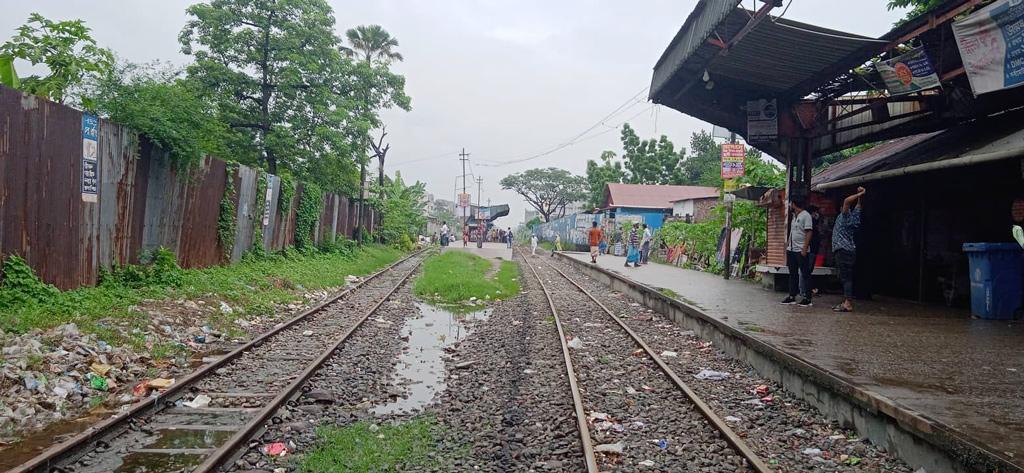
xmin=0 ymin=86 xmax=375 ymax=290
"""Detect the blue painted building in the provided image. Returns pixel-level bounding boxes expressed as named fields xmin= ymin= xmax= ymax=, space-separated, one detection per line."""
xmin=533 ymin=183 xmax=719 ymax=250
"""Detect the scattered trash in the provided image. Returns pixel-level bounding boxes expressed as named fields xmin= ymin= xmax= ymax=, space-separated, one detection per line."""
xmin=845 ymin=456 xmax=862 ymax=466
xmin=260 ymin=442 xmax=290 ymax=457
xmin=183 ymin=394 xmax=212 ymax=408
xmin=693 ymin=369 xmax=730 ymax=381
xmin=302 ymin=330 xmax=314 ymax=337
xmin=148 ymin=378 xmax=174 ymax=389
xmin=630 ymin=421 xmax=645 ymax=429
xmin=754 ymin=384 xmax=770 ymax=396
xmin=90 ymin=363 xmax=112 ymax=377
xmin=760 ymin=395 xmax=774 ymax=403
xmin=219 ymin=301 xmax=233 ymax=314
xmin=522 ymin=369 xmax=537 ymax=374
xmin=625 ymin=386 xmax=638 ymax=395
xmin=594 ymin=443 xmax=624 ymax=455
xmin=511 ymin=320 xmax=522 ymax=326
xmin=724 ymin=415 xmax=742 ymax=423
xmin=193 ymin=335 xmax=206 ymax=344
xmin=641 ymin=385 xmax=654 ymax=392
xmin=638 ymin=460 xmax=655 ymax=467
xmin=345 ymin=275 xmax=360 ymax=284
xmin=802 ymin=448 xmax=822 ymax=457
xmin=659 ymin=351 xmax=678 ymax=358
xmin=566 ymin=337 xmax=583 ymax=349
xmin=657 ymin=439 xmax=668 ymax=449
xmin=454 ymin=361 xmax=476 ymax=369
xmin=88 ymin=374 xmax=108 ymax=392
xmin=631 ymin=348 xmax=646 ymax=357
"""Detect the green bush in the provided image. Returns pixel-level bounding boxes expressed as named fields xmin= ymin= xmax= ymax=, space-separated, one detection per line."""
xmin=0 ymin=255 xmax=61 ymax=309
xmin=99 ymin=247 xmax=182 ymax=288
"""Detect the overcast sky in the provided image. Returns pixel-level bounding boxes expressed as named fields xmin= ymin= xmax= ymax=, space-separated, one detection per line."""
xmin=3 ymin=1 xmax=907 ymax=226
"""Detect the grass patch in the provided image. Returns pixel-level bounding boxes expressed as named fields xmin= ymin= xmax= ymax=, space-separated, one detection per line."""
xmin=414 ymin=251 xmax=520 ymax=309
xmin=0 ymin=245 xmax=404 ymax=344
xmin=657 ymin=287 xmax=680 ymax=299
xmin=300 ymin=417 xmax=439 ymax=472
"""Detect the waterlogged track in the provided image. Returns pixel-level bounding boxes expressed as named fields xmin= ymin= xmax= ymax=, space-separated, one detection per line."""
xmin=519 ymin=250 xmax=769 ymax=472
xmin=9 ymin=251 xmax=427 ymax=473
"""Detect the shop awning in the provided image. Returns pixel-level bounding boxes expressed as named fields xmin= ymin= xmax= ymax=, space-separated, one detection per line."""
xmin=650 ymin=1 xmax=880 ymax=136
xmin=813 ymin=112 xmax=1024 ymax=190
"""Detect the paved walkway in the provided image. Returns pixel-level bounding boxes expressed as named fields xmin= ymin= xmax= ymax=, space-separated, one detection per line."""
xmin=564 ymin=251 xmax=1024 ymax=460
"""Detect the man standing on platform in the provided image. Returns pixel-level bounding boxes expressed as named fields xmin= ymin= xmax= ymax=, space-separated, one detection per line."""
xmin=782 ymin=196 xmax=814 ymax=307
xmin=832 ymin=187 xmax=866 ymax=312
xmin=588 ymin=221 xmax=603 ymax=264
xmin=640 ymin=223 xmax=652 ymax=265
xmin=507 ymin=227 xmax=514 ymax=248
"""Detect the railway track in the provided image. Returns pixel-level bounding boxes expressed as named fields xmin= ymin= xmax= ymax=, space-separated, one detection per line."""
xmin=519 ymin=250 xmax=770 ymax=472
xmin=9 ymin=250 xmax=427 ymax=473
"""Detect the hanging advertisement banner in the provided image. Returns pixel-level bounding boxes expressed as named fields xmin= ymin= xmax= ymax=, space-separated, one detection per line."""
xmin=746 ymin=99 xmax=777 ymax=143
xmin=952 ymin=0 xmax=1024 ymax=96
xmin=876 ymin=47 xmax=941 ymax=95
xmin=720 ymin=143 xmax=746 ymax=179
xmin=476 ymin=207 xmax=490 ymax=220
xmin=458 ymin=192 xmax=471 ymax=208
xmin=81 ymin=114 xmax=99 ymax=203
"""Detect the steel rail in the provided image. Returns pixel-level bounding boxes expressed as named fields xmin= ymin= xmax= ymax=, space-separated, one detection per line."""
xmin=8 ymin=249 xmax=426 ymax=473
xmin=527 ymin=253 xmax=772 ymax=473
xmin=193 ymin=251 xmax=425 ymax=472
xmin=515 ymin=248 xmax=600 ymax=473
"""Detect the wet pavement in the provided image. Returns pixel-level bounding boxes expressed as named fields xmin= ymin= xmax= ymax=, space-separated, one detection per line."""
xmin=372 ymin=302 xmax=490 ymax=415
xmin=564 ymin=252 xmax=1024 ymax=460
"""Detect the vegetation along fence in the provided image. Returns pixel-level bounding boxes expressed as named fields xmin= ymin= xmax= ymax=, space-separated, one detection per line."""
xmin=0 ymin=85 xmax=374 ymax=290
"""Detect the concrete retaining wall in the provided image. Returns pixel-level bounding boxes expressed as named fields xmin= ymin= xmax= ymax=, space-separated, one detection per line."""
xmin=554 ymin=252 xmax=1019 ymax=473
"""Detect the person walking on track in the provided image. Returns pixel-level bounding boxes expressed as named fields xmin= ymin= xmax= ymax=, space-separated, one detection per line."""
xmin=588 ymin=221 xmax=603 ymax=264
xmin=625 ymin=223 xmax=640 ymax=268
xmin=832 ymin=187 xmax=866 ymax=312
xmin=530 ymin=233 xmax=539 ymax=255
xmin=507 ymin=227 xmax=514 ymax=248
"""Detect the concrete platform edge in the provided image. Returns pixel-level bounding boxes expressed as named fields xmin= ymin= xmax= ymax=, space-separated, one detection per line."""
xmin=553 ymin=252 xmax=1020 ymax=473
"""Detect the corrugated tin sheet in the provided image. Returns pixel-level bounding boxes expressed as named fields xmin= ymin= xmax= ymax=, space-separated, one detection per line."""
xmin=261 ymin=174 xmax=280 ymax=252
xmin=231 ymin=164 xmax=259 ymax=262
xmin=178 ymin=157 xmax=227 ymax=268
xmin=97 ymin=120 xmax=143 ymax=269
xmin=0 ymin=85 xmax=366 ymax=289
xmin=651 ymin=0 xmax=742 ymax=98
xmin=0 ymin=89 xmax=94 ymax=289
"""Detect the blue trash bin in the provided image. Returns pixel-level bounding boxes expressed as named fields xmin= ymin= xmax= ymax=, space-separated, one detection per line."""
xmin=962 ymin=243 xmax=1024 ymax=320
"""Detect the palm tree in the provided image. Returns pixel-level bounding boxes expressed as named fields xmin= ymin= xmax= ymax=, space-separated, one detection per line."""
xmin=340 ymin=25 xmax=403 ymax=64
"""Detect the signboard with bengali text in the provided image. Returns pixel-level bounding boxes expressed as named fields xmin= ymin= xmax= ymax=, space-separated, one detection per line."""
xmin=81 ymin=114 xmax=99 ymax=202
xmin=876 ymin=47 xmax=941 ymax=96
xmin=720 ymin=143 xmax=746 ymax=179
xmin=953 ymin=0 xmax=1024 ymax=96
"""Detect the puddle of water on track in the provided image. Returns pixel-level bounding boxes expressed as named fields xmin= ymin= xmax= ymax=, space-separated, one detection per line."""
xmin=114 ymin=451 xmax=205 ymax=473
xmin=372 ymin=302 xmax=490 ymax=416
xmin=145 ymin=428 xmax=234 ymax=449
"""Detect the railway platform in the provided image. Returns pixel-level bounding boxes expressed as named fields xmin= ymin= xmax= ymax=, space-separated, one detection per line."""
xmin=561 ymin=251 xmax=1024 ymax=465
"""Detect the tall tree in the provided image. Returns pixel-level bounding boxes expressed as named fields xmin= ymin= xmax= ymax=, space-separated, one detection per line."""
xmin=619 ymin=124 xmax=686 ymax=185
xmin=0 ymin=13 xmax=113 ymax=104
xmin=500 ymin=168 xmax=587 ymax=222
xmin=584 ymin=150 xmax=625 ymax=209
xmin=340 ymin=24 xmax=404 ymax=65
xmin=340 ymin=24 xmax=408 ymax=237
xmin=179 ymin=0 xmax=346 ymax=176
xmin=371 ymin=171 xmax=426 ymax=247
xmin=679 ymin=130 xmax=722 ymax=187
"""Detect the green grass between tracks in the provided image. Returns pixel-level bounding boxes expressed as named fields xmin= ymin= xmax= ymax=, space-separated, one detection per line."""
xmin=299 ymin=417 xmax=440 ymax=472
xmin=414 ymin=251 xmax=519 ymax=310
xmin=0 ymin=245 xmax=404 ymax=346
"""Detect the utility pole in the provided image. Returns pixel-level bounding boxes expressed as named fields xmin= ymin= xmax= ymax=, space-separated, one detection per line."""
xmin=723 ymin=132 xmax=736 ymax=280
xmin=476 ymin=177 xmax=484 ymax=248
xmin=459 ymin=148 xmax=470 ymax=242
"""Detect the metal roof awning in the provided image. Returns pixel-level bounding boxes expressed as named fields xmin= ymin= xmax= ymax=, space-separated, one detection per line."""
xmin=813 ymin=111 xmax=1024 ymax=190
xmin=650 ymin=1 xmax=881 ymax=137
